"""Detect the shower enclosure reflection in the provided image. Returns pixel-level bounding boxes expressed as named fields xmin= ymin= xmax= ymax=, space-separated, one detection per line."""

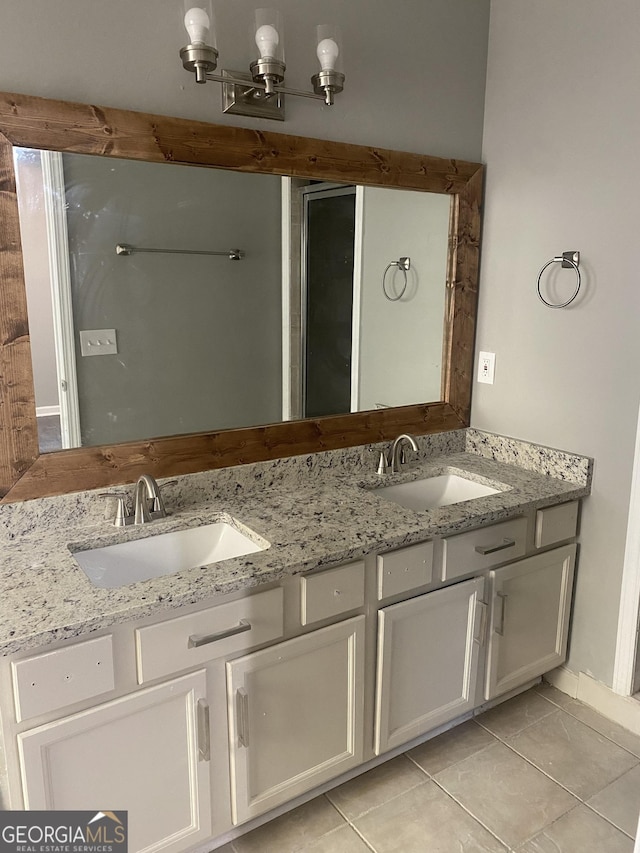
xmin=14 ymin=148 xmax=450 ymax=452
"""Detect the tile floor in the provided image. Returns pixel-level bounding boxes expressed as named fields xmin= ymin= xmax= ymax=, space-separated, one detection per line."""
xmin=218 ymin=683 xmax=640 ymax=852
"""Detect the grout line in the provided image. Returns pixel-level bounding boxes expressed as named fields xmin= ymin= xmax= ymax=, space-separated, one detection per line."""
xmin=475 ymin=712 xmax=640 ymax=842
xmin=427 ymin=776 xmax=512 ymax=850
xmin=580 ymin=800 xmax=636 ymax=841
xmin=534 ymin=685 xmax=640 ymax=759
xmin=323 ymin=792 xmax=353 ymax=824
xmin=326 ymin=776 xmax=429 ymax=822
xmin=345 ymin=823 xmax=378 ymax=853
xmin=404 ymin=729 xmax=501 ymax=779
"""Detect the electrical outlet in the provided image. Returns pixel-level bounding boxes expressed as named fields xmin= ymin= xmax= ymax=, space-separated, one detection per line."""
xmin=477 ymin=351 xmax=496 ymax=384
xmin=80 ymin=329 xmax=118 ymax=357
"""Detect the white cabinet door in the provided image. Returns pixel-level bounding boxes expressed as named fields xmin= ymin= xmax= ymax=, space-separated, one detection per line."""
xmin=18 ymin=671 xmax=212 ymax=853
xmin=485 ymin=544 xmax=576 ymax=700
xmin=227 ymin=615 xmax=365 ymax=825
xmin=375 ymin=577 xmax=486 ymax=755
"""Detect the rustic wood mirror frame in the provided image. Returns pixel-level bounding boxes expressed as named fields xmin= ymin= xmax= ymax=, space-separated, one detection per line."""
xmin=0 ymin=92 xmax=483 ymax=503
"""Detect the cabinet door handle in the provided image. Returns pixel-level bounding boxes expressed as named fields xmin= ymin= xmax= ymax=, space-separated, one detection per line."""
xmin=495 ymin=591 xmax=508 ymax=636
xmin=236 ymin=687 xmax=250 ymax=749
xmin=474 ymin=538 xmax=516 ymax=556
xmin=197 ymin=699 xmax=210 ymax=762
xmin=474 ymin=600 xmax=488 ymax=645
xmin=188 ymin=619 xmax=252 ymax=648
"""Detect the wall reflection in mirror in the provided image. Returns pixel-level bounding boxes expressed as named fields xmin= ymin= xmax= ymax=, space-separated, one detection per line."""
xmin=13 ymin=148 xmax=451 ymax=453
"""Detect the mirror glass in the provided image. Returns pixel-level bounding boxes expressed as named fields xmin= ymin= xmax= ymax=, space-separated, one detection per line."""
xmin=14 ymin=147 xmax=450 ymax=453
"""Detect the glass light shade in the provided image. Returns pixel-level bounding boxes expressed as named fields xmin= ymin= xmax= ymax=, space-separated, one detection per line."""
xmin=254 ymin=8 xmax=284 ymax=63
xmin=316 ymin=25 xmax=343 ymax=74
xmin=183 ymin=1 xmax=216 ymax=48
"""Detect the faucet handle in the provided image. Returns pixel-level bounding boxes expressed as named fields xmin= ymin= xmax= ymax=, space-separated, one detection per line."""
xmin=99 ymin=493 xmax=133 ymax=527
xmin=398 ymin=445 xmax=418 ymax=466
xmin=376 ymin=451 xmax=390 ymax=476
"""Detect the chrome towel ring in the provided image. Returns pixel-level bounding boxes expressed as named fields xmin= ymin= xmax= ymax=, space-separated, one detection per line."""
xmin=382 ymin=257 xmax=411 ymax=302
xmin=537 ymin=251 xmax=581 ymax=309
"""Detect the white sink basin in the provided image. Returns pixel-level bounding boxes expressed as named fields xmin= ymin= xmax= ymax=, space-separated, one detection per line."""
xmin=374 ymin=473 xmax=501 ymax=511
xmin=72 ymin=520 xmax=269 ymax=588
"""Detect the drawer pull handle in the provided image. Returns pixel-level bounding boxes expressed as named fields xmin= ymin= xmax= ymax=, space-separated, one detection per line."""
xmin=188 ymin=619 xmax=252 ymax=648
xmin=474 ymin=538 xmax=516 ymax=556
xmin=496 ymin=591 xmax=508 ymax=636
xmin=237 ymin=687 xmax=250 ymax=749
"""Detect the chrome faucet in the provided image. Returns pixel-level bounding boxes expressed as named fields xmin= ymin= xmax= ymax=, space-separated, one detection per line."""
xmin=134 ymin=474 xmax=168 ymax=524
xmin=375 ymin=433 xmax=419 ymax=475
xmin=101 ymin=474 xmax=173 ymax=526
xmin=390 ymin=434 xmax=419 ymax=474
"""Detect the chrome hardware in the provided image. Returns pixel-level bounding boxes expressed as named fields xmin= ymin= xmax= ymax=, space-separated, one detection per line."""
xmin=188 ymin=619 xmax=252 ymax=648
xmin=537 ymin=250 xmax=582 ymax=309
xmin=382 ymin=256 xmax=411 ymax=302
xmin=116 ymin=243 xmax=243 ymax=261
xmin=102 ymin=477 xmax=175 ymax=526
xmin=236 ymin=688 xmax=250 ymax=749
xmin=376 ymin=451 xmax=391 ymax=476
xmin=197 ymin=699 xmax=211 ymax=762
xmin=390 ymin=434 xmax=419 ymax=474
xmin=99 ymin=493 xmax=133 ymax=527
xmin=474 ymin=600 xmax=488 ymax=645
xmin=495 ymin=591 xmax=508 ymax=637
xmin=133 ymin=474 xmax=169 ymax=525
xmin=474 ymin=538 xmax=516 ymax=556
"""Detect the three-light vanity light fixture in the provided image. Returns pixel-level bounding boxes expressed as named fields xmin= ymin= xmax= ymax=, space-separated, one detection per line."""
xmin=180 ymin=3 xmax=345 ymax=121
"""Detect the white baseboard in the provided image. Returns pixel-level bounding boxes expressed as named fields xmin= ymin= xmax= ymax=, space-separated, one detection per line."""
xmin=36 ymin=405 xmax=60 ymax=418
xmin=546 ymin=666 xmax=640 ymax=735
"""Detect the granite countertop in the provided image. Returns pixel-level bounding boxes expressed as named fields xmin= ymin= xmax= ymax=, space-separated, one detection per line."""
xmin=0 ymin=429 xmax=593 ymax=657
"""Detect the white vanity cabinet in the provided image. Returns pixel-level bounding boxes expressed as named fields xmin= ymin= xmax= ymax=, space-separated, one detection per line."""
xmin=1 ymin=496 xmax=583 ymax=853
xmin=226 ymin=615 xmax=365 ymax=824
xmin=374 ymin=577 xmax=485 ymax=754
xmin=485 ymin=544 xmax=576 ymax=700
xmin=17 ymin=670 xmax=212 ymax=853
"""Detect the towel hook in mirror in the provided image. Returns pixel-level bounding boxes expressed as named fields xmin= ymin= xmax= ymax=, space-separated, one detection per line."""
xmin=537 ymin=250 xmax=581 ymax=309
xmin=382 ymin=256 xmax=411 ymax=302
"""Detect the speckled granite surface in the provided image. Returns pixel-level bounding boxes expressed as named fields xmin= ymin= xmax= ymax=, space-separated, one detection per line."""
xmin=0 ymin=429 xmax=592 ymax=656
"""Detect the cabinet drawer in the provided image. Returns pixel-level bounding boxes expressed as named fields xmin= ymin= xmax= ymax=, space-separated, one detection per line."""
xmin=535 ymin=501 xmax=579 ymax=548
xmin=135 ymin=587 xmax=284 ymax=683
xmin=377 ymin=541 xmax=434 ymax=600
xmin=12 ymin=635 xmax=115 ymax=722
xmin=441 ymin=517 xmax=528 ymax=581
xmin=300 ymin=561 xmax=365 ymax=626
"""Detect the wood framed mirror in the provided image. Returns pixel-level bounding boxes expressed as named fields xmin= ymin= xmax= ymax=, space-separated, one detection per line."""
xmin=0 ymin=92 xmax=483 ymax=503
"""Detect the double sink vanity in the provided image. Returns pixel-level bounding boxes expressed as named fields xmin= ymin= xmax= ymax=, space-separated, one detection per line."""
xmin=0 ymin=428 xmax=592 ymax=853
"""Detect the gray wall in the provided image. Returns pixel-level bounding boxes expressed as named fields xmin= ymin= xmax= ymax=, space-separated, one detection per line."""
xmin=0 ymin=1 xmax=489 ymax=162
xmin=475 ymin=0 xmax=640 ymax=686
xmin=64 ymin=154 xmax=282 ymax=445
xmin=359 ymin=188 xmax=449 ymax=410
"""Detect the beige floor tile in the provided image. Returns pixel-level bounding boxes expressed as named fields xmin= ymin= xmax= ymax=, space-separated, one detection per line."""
xmin=304 ymin=824 xmax=372 ymax=852
xmin=213 ymin=845 xmax=235 ymax=852
xmin=434 ymin=740 xmax=577 ymax=849
xmin=587 ymin=763 xmax=640 ymax=837
xmin=326 ymin=755 xmax=426 ymax=820
xmin=516 ymin=804 xmax=634 ymax=852
xmin=354 ymin=780 xmax=507 ymax=852
xmin=477 ymin=689 xmax=557 ymax=738
xmin=537 ymin=682 xmax=640 ymax=757
xmin=232 ymin=796 xmax=344 ymax=853
xmin=507 ymin=709 xmax=639 ymax=799
xmin=407 ymin=719 xmax=496 ymax=775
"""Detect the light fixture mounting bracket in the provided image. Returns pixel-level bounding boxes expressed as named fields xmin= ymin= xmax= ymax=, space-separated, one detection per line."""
xmin=221 ymin=71 xmax=285 ymax=121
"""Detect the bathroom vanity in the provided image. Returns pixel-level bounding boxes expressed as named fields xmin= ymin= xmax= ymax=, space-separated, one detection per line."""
xmin=0 ymin=429 xmax=591 ymax=852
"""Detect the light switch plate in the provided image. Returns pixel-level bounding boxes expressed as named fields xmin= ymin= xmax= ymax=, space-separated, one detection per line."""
xmin=477 ymin=351 xmax=496 ymax=384
xmin=80 ymin=329 xmax=118 ymax=357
